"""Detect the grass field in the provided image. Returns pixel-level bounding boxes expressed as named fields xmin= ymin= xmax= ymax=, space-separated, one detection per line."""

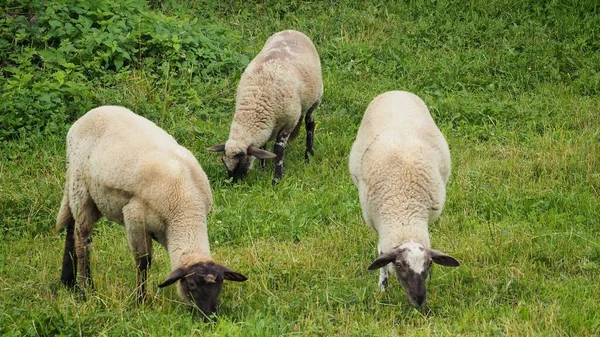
xmin=1 ymin=0 xmax=599 ymax=335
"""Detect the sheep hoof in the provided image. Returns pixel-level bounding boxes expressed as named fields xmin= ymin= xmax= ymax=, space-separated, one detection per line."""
xmin=271 ymin=178 xmax=280 ymax=186
xmin=60 ymin=276 xmax=77 ymax=289
xmin=304 ymin=150 xmax=314 ymax=163
xmin=76 ymin=288 xmax=88 ymax=301
xmin=137 ymin=294 xmax=148 ymax=306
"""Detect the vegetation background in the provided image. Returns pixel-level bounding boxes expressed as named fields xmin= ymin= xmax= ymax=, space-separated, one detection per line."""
xmin=1 ymin=0 xmax=599 ymax=335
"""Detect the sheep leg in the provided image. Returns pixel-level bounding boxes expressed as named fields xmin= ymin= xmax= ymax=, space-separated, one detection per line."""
xmin=304 ymin=102 xmax=319 ymax=162
xmin=377 ymin=246 xmax=389 ymax=292
xmin=132 ymin=241 xmax=153 ymax=304
xmin=379 ymin=267 xmax=389 ymax=292
xmin=60 ymin=217 xmax=77 ymax=288
xmin=123 ymin=200 xmax=153 ymax=304
xmin=259 ymin=146 xmax=267 ymax=169
xmin=74 ymin=199 xmax=101 ymax=298
xmin=273 ymin=131 xmax=290 ymax=185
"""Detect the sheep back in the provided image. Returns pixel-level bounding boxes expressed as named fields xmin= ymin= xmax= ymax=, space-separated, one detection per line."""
xmin=230 ymin=30 xmax=323 ymax=146
xmin=65 ymin=106 xmax=212 ymax=247
xmin=349 ymin=91 xmax=450 ymax=245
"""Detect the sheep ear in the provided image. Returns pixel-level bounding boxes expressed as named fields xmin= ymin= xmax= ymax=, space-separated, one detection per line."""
xmin=429 ymin=249 xmax=460 ymax=267
xmin=248 ymin=145 xmax=276 ymax=159
xmin=207 ymin=144 xmax=225 ymax=152
xmin=219 ymin=265 xmax=248 ymax=282
xmin=158 ymin=268 xmax=187 ymax=288
xmin=368 ymin=250 xmax=398 ymax=270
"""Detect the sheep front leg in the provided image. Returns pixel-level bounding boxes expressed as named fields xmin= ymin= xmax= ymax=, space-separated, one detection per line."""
xmin=273 ymin=131 xmax=290 ymax=185
xmin=259 ymin=146 xmax=267 ymax=169
xmin=132 ymin=239 xmax=152 ymax=304
xmin=124 ymin=200 xmax=153 ymax=304
xmin=304 ymin=102 xmax=319 ymax=162
xmin=377 ymin=245 xmax=389 ymax=292
xmin=379 ymin=267 xmax=389 ymax=292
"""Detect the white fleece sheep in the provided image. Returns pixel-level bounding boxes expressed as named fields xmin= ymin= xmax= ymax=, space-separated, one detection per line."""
xmin=57 ymin=106 xmax=247 ymax=317
xmin=348 ymin=91 xmax=459 ymax=308
xmin=209 ymin=29 xmax=323 ymax=184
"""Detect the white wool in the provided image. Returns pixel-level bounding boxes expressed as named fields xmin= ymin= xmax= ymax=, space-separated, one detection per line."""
xmin=57 ymin=105 xmax=213 ymax=270
xmin=225 ymin=30 xmax=322 ymax=157
xmin=349 ymin=90 xmax=451 ymax=256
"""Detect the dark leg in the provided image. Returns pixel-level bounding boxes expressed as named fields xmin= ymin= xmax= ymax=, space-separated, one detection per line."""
xmin=76 ymin=227 xmax=95 ymax=295
xmin=273 ymin=131 xmax=290 ymax=185
xmin=60 ymin=219 xmax=77 ymax=288
xmin=259 ymin=146 xmax=266 ymax=169
xmin=304 ymin=102 xmax=319 ymax=162
xmin=74 ymin=200 xmax=101 ymax=298
xmin=136 ymin=254 xmax=152 ymax=304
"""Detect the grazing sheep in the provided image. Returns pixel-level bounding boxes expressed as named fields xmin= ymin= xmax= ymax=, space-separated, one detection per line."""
xmin=57 ymin=106 xmax=247 ymax=317
xmin=209 ymin=29 xmax=323 ymax=184
xmin=348 ymin=91 xmax=459 ymax=308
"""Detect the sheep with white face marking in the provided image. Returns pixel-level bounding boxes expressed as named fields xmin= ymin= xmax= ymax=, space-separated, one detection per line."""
xmin=57 ymin=106 xmax=247 ymax=318
xmin=209 ymin=30 xmax=323 ymax=184
xmin=349 ymin=91 xmax=460 ymax=308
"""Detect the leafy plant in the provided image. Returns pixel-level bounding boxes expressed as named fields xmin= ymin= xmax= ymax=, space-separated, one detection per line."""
xmin=0 ymin=0 xmax=247 ymax=140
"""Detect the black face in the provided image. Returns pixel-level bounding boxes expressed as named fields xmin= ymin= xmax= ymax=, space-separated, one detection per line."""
xmin=157 ymin=261 xmax=248 ymax=320
xmin=180 ymin=263 xmax=225 ymax=318
xmin=222 ymin=153 xmax=252 ymax=182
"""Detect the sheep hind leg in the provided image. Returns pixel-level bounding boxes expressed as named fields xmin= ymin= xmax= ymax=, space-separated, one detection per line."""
xmin=123 ymin=200 xmax=153 ymax=305
xmin=74 ymin=199 xmax=101 ymax=299
xmin=60 ymin=217 xmax=77 ymax=288
xmin=273 ymin=131 xmax=290 ymax=185
xmin=304 ymin=102 xmax=319 ymax=163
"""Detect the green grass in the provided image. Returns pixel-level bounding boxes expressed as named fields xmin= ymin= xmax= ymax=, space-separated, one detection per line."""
xmin=1 ymin=0 xmax=600 ymax=335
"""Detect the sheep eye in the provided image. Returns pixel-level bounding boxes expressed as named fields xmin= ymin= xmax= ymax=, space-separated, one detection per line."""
xmin=187 ymin=279 xmax=198 ymax=290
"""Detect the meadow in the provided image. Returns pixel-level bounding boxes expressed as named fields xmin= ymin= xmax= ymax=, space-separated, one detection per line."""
xmin=1 ymin=0 xmax=599 ymax=335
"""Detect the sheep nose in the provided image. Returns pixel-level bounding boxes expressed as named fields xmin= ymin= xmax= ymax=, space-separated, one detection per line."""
xmin=415 ymin=295 xmax=426 ymax=307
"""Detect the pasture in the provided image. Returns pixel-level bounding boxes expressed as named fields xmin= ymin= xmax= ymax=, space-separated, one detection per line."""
xmin=1 ymin=0 xmax=599 ymax=335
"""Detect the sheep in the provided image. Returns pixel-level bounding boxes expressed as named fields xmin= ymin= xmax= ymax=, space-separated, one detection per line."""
xmin=348 ymin=91 xmax=460 ymax=308
xmin=208 ymin=29 xmax=323 ymax=184
xmin=57 ymin=106 xmax=247 ymax=318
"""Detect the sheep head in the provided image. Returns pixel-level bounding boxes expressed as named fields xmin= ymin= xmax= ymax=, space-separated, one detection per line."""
xmin=208 ymin=142 xmax=276 ymax=181
xmin=368 ymin=241 xmax=459 ymax=308
xmin=158 ymin=261 xmax=247 ymax=319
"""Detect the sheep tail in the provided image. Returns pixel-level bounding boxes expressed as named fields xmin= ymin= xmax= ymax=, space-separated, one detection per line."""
xmin=56 ymin=183 xmax=73 ymax=231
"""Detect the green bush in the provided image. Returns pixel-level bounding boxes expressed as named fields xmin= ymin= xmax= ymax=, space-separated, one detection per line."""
xmin=0 ymin=0 xmax=246 ymax=140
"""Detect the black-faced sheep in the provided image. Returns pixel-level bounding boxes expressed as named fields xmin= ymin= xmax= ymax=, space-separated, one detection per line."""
xmin=209 ymin=30 xmax=323 ymax=184
xmin=57 ymin=106 xmax=247 ymax=318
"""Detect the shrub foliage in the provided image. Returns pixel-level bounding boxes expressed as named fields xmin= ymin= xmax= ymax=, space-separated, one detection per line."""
xmin=0 ymin=0 xmax=245 ymax=140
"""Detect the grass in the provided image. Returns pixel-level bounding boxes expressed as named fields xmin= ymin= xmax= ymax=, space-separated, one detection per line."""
xmin=1 ymin=0 xmax=600 ymax=335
